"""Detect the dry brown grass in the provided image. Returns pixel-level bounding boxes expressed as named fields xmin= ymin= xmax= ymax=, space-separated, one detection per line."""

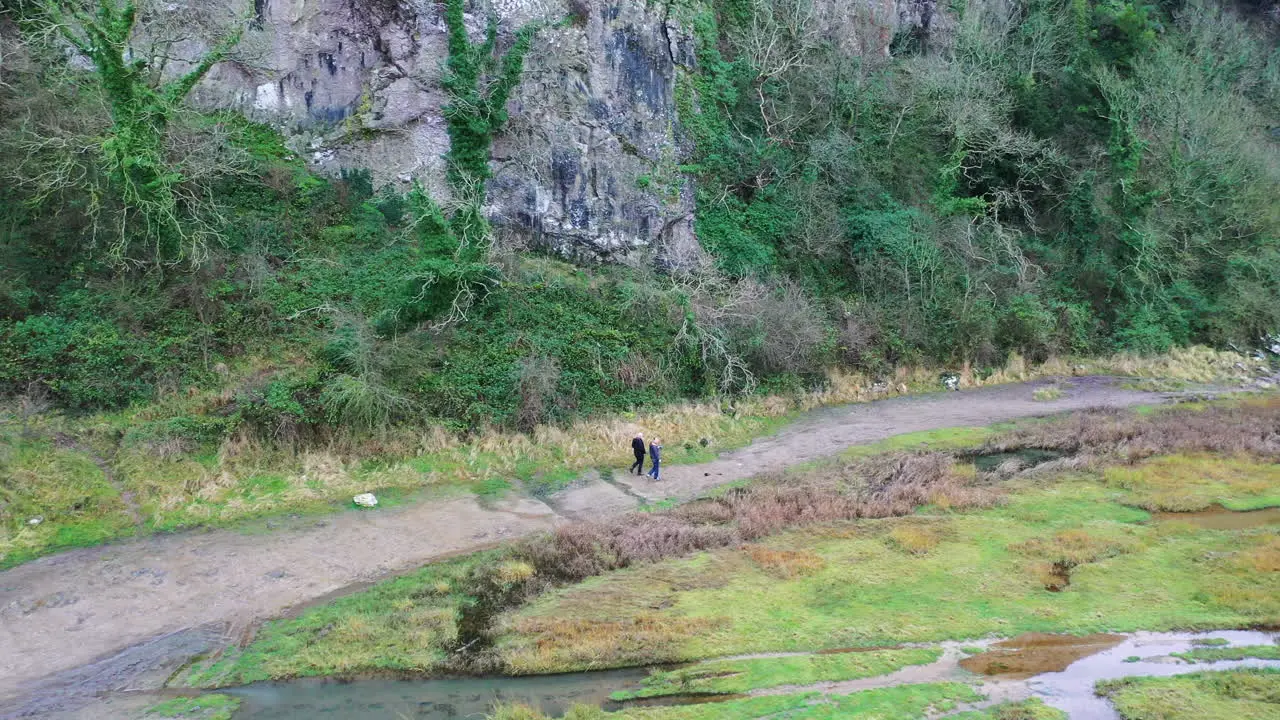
xmin=1239 ymin=537 xmax=1280 ymax=573
xmin=1013 ymin=529 xmax=1139 ymax=567
xmin=1012 ymin=528 xmax=1139 ymax=590
xmin=503 ymin=614 xmax=727 ymax=673
xmin=887 ymin=524 xmax=942 ymax=555
xmin=981 ymin=396 xmax=1280 ymax=465
xmin=514 ymin=451 xmax=995 ymax=586
xmin=742 ymin=545 xmax=826 ymax=577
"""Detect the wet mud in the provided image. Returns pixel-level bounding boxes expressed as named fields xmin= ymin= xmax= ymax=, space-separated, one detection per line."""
xmin=959 ymin=633 xmax=1127 ymax=678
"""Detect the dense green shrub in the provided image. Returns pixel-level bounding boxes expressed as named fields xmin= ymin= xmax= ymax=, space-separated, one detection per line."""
xmin=0 ymin=316 xmax=161 ymax=411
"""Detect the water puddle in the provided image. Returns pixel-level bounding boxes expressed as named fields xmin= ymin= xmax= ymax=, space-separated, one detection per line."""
xmin=982 ymin=630 xmax=1280 ymax=719
xmin=1153 ymin=505 xmax=1280 ymax=530
xmin=226 ymin=667 xmax=651 ymax=719
xmin=970 ymin=448 xmax=1065 ymax=473
xmin=960 ymin=633 xmax=1126 ymax=678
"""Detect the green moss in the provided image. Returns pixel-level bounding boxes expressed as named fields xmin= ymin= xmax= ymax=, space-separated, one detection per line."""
xmin=1174 ymin=645 xmax=1280 ymax=663
xmin=145 ymin=694 xmax=240 ymax=720
xmin=1097 ymin=669 xmax=1280 ymax=720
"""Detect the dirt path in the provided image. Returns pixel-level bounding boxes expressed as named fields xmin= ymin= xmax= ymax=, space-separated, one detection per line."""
xmin=545 ymin=375 xmax=1180 ymax=517
xmin=0 ymin=376 xmax=1187 ymax=714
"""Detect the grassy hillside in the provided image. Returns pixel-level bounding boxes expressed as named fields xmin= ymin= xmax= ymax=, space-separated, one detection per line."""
xmin=1 ymin=0 xmax=1278 ymax=560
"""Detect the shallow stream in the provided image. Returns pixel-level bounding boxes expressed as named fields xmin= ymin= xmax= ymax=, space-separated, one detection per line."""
xmin=225 ymin=667 xmax=651 ymax=719
xmin=226 ymin=631 xmax=1280 ymax=719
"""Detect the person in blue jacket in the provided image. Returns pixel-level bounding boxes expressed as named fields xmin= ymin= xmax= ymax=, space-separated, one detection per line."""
xmin=647 ymin=437 xmax=662 ymax=481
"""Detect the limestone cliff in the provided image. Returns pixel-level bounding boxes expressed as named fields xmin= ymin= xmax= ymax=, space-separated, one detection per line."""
xmin=194 ymin=0 xmax=951 ymax=263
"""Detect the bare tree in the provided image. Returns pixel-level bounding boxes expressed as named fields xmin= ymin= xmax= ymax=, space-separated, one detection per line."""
xmin=731 ymin=0 xmax=824 ymax=141
xmin=8 ymin=0 xmax=252 ymax=266
xmin=671 ymin=270 xmax=827 ymax=393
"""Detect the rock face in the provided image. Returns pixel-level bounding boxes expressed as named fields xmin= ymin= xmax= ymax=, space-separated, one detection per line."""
xmin=193 ymin=0 xmax=951 ymax=264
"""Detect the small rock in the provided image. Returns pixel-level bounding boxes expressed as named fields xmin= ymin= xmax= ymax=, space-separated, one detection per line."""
xmin=352 ymin=493 xmax=378 ymax=508
xmin=265 ymin=569 xmax=288 ymax=580
xmin=27 ymin=517 xmax=43 ymax=526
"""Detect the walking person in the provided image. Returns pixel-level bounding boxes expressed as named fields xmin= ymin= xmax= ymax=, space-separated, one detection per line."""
xmin=629 ymin=432 xmax=646 ymax=475
xmin=647 ymin=437 xmax=662 ymax=481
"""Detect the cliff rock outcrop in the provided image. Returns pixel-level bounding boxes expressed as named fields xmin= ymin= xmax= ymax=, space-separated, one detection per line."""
xmin=194 ymin=0 xmax=951 ymax=263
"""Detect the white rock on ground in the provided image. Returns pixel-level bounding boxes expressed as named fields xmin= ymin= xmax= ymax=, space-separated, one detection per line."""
xmin=352 ymin=493 xmax=378 ymax=508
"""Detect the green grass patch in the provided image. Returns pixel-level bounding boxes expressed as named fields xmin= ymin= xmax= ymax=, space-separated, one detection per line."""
xmin=1193 ymin=637 xmax=1232 ymax=647
xmin=237 ymin=474 xmax=289 ymax=499
xmin=1096 ymin=669 xmax=1280 ymax=719
xmin=946 ymin=698 xmax=1066 ymax=719
xmin=145 ymin=694 xmax=240 ymax=720
xmin=524 ymin=466 xmax=581 ymax=497
xmin=638 ymin=498 xmax=681 ymax=513
xmin=1033 ymin=387 xmax=1065 ymax=402
xmin=178 ymin=551 xmax=498 ymax=686
xmin=1174 ymin=645 xmax=1280 ymax=663
xmin=475 ymin=477 xmax=514 ymax=499
xmin=1102 ymin=454 xmax=1280 ymax=512
xmin=0 ymin=437 xmax=137 ymax=568
xmin=501 ymin=472 xmax=1280 ymax=671
xmin=610 ymin=647 xmax=941 ymax=699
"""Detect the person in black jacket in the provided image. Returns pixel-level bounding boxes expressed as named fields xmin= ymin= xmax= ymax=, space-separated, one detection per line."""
xmin=629 ymin=433 xmax=646 ymax=475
